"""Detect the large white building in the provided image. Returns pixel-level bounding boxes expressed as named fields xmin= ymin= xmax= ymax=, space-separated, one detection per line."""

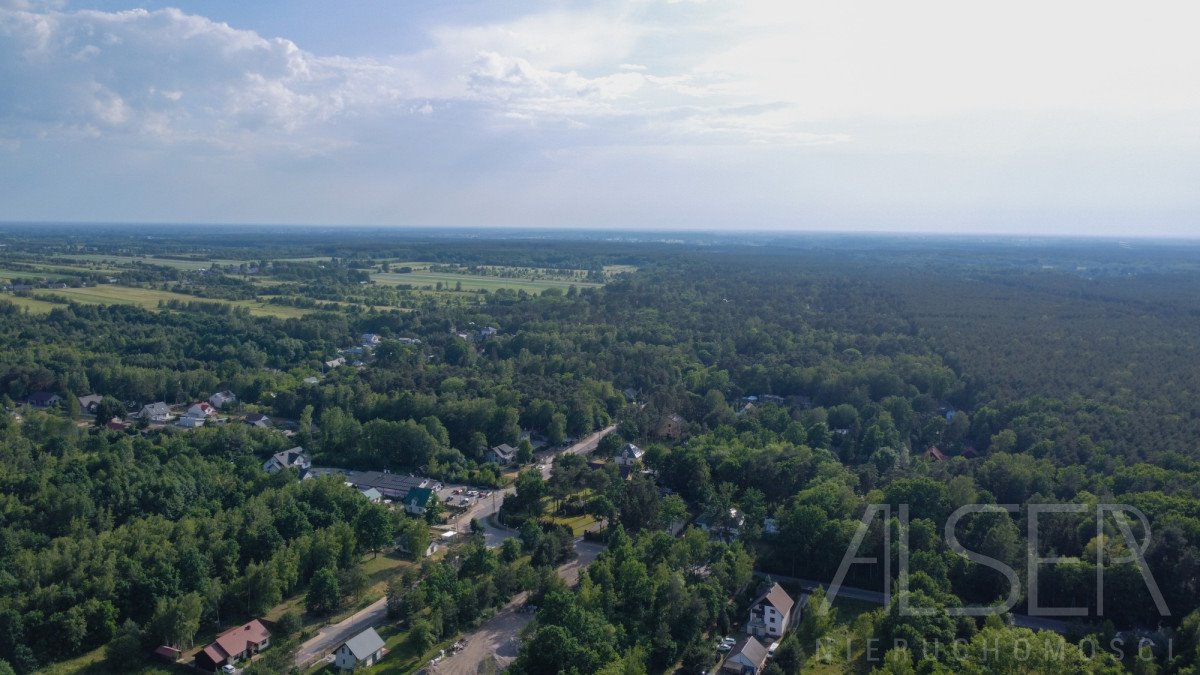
xmin=746 ymin=582 xmax=796 ymax=639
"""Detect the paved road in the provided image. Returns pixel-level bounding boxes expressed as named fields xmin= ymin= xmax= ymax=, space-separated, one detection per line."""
xmin=295 ymin=595 xmax=388 ymax=669
xmin=430 ymin=540 xmax=606 ymax=675
xmin=454 ymin=426 xmax=617 ymax=548
xmin=295 ymin=428 xmax=616 ymax=669
xmin=763 ymin=573 xmax=1071 ymax=634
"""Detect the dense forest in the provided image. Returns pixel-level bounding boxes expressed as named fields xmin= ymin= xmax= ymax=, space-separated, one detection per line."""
xmin=1 ymin=227 xmax=1200 ymax=674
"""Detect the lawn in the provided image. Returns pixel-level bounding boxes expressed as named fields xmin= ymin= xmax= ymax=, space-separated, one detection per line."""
xmin=1 ymin=294 xmax=63 ymax=313
xmin=545 ymin=512 xmax=600 ymax=537
xmin=29 ymin=285 xmax=310 ymax=318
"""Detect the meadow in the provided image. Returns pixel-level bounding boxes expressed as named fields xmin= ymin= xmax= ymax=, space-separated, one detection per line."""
xmin=29 ymin=285 xmax=310 ymax=318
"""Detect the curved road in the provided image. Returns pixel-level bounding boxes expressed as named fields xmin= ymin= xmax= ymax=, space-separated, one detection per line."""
xmin=295 ymin=426 xmax=615 ymax=670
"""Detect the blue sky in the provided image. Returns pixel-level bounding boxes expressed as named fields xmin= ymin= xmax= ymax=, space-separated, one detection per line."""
xmin=1 ymin=0 xmax=1199 ymax=235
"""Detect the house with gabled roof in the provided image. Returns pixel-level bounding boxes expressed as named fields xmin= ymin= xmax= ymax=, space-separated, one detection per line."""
xmin=746 ymin=582 xmax=797 ymax=639
xmin=245 ymin=412 xmax=272 ymax=428
xmin=77 ymin=394 xmax=103 ymax=414
xmin=486 ymin=443 xmax=516 ymax=465
xmin=263 ymin=447 xmax=311 ymax=474
xmin=404 ymin=486 xmax=434 ymax=515
xmin=334 ymin=626 xmax=385 ymax=671
xmin=722 ymin=636 xmax=769 ymax=675
xmin=195 ymin=619 xmax=271 ymax=671
xmin=137 ymin=402 xmax=173 ymax=423
xmin=923 ymin=446 xmax=948 ymax=462
xmin=27 ymin=392 xmax=63 ymax=408
xmin=209 ymin=390 xmax=237 ymax=409
xmin=616 ymin=443 xmax=644 ymax=467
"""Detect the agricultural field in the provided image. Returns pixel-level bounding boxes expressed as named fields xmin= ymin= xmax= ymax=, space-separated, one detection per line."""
xmin=54 ymin=254 xmax=252 ymax=270
xmin=373 ymin=270 xmax=600 ymax=293
xmin=0 ymin=294 xmax=63 ymax=313
xmin=29 ymin=285 xmax=310 ymax=318
xmin=0 ymin=266 xmax=76 ymax=281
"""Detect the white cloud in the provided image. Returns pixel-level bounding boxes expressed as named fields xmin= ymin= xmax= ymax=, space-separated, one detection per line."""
xmin=1 ymin=1 xmax=1198 ymax=232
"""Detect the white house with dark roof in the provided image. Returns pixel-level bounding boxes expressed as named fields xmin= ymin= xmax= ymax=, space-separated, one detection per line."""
xmin=616 ymin=443 xmax=644 ymax=467
xmin=746 ymin=582 xmax=796 ymax=639
xmin=333 ymin=626 xmax=385 ymax=671
xmin=486 ymin=443 xmax=517 ymax=464
xmin=209 ymin=390 xmax=237 ymax=409
xmin=263 ymin=447 xmax=311 ymax=474
xmin=137 ymin=402 xmax=173 ymax=423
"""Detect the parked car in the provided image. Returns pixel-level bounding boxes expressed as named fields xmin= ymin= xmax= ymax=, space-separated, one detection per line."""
xmin=768 ymin=641 xmax=780 ymax=657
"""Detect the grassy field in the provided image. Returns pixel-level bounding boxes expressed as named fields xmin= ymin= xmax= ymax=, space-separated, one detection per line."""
xmin=0 ymin=265 xmax=77 ymax=281
xmin=57 ymin=254 xmax=251 ymax=270
xmin=373 ymin=271 xmax=599 ymax=293
xmin=28 ymin=285 xmax=310 ymax=318
xmin=1 ymin=294 xmax=63 ymax=313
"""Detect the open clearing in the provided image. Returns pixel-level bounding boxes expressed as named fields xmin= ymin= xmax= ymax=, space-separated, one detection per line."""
xmin=30 ymin=285 xmax=309 ymax=318
xmin=0 ymin=295 xmax=62 ymax=313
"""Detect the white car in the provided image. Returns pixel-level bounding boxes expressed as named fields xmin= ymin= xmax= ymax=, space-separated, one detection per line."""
xmin=716 ymin=641 xmax=733 ymax=652
xmin=221 ymin=665 xmax=237 ymax=675
xmin=767 ymin=641 xmax=780 ymax=657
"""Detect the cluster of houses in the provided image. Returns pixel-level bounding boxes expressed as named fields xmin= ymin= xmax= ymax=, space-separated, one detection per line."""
xmin=721 ymin=582 xmax=807 ymax=675
xmin=187 ymin=618 xmax=384 ymax=672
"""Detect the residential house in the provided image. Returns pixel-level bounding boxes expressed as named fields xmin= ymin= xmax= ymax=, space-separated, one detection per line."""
xmin=396 ymin=337 xmax=421 ymax=345
xmin=334 ymin=627 xmax=385 ymax=671
xmin=696 ymin=508 xmax=745 ymax=539
xmin=746 ymin=582 xmax=796 ymax=639
xmin=721 ymin=637 xmax=769 ymax=675
xmin=153 ymin=646 xmax=182 ymax=663
xmin=655 ymin=413 xmax=687 ymax=440
xmin=176 ymin=415 xmax=206 ymax=429
xmin=360 ymin=333 xmax=382 ymax=348
xmin=360 ymin=487 xmax=383 ymax=503
xmin=195 ymin=620 xmax=271 ymax=672
xmin=325 ymin=356 xmax=346 ymax=370
xmin=486 ymin=443 xmax=517 ymax=465
xmin=209 ymin=390 xmax=237 ymax=409
xmin=622 ymin=387 xmax=640 ymax=401
xmin=616 ymin=443 xmax=644 ymax=467
xmin=477 ymin=326 xmax=498 ymax=340
xmin=187 ymin=402 xmax=217 ymax=418
xmin=27 ymin=392 xmax=63 ymax=409
xmin=137 ymin=402 xmax=173 ymax=423
xmin=77 ymin=394 xmax=103 ymax=414
xmin=263 ymin=447 xmax=311 ymax=474
xmin=404 ymin=487 xmax=434 ymax=515
xmin=923 ymin=446 xmax=948 ymax=462
xmin=302 ymin=376 xmax=321 ymax=385
xmin=245 ymin=412 xmax=272 ymax=428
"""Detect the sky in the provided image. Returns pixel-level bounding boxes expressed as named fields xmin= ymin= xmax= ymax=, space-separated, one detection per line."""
xmin=1 ymin=0 xmax=1199 ymax=235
